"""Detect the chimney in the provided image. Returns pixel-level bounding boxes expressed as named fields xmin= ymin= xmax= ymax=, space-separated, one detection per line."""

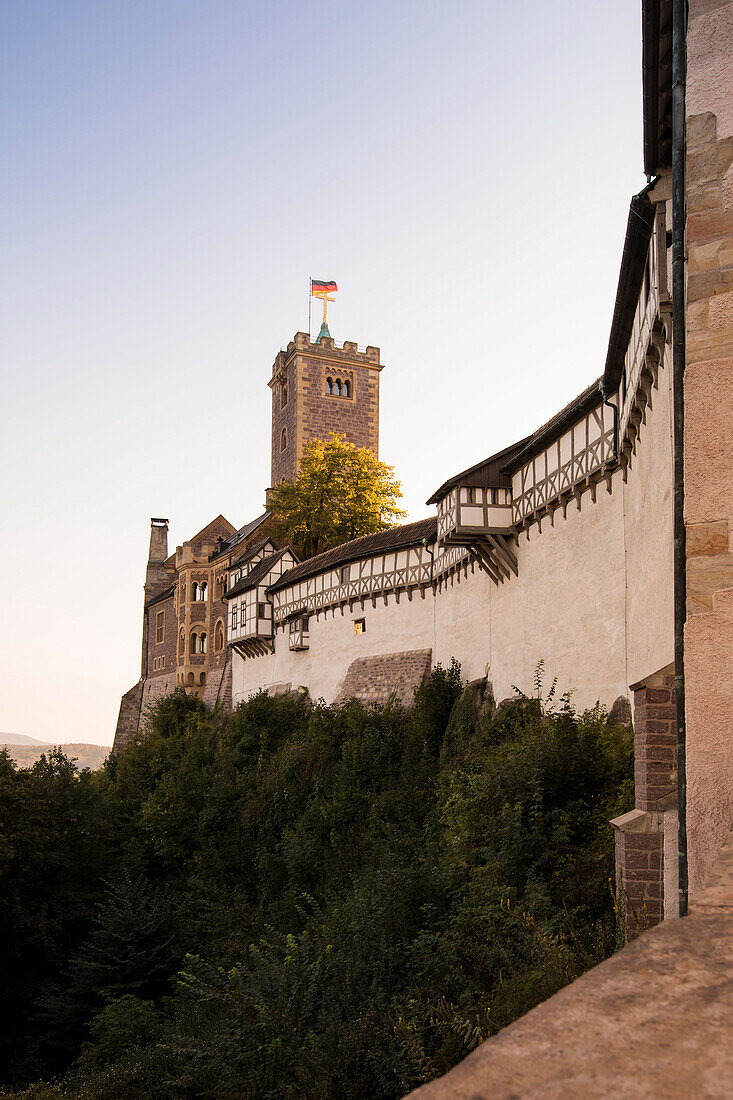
xmin=145 ymin=518 xmax=171 ymax=601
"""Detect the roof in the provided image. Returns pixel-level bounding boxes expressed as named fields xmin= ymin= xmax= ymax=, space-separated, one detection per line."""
xmin=231 ymin=535 xmax=277 ymax=569
xmin=501 ymin=378 xmax=604 ymax=474
xmin=426 ymin=439 xmax=529 ymax=505
xmin=642 ymin=0 xmax=673 ymax=178
xmin=269 ymin=517 xmax=438 ymax=592
xmin=211 ymin=512 xmax=270 ymax=559
xmin=603 ymin=189 xmax=657 ymax=392
xmin=225 ymin=549 xmax=291 ymax=600
xmin=145 ymin=581 xmax=176 ymax=609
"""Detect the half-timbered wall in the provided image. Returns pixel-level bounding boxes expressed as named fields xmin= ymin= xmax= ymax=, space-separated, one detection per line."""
xmin=437 ymin=487 xmax=513 ymax=542
xmin=271 ymin=542 xmax=469 ymax=627
xmin=228 ymin=551 xmax=297 ymax=646
xmin=511 ymin=401 xmax=617 ymax=528
xmin=618 ymin=207 xmax=670 ymax=450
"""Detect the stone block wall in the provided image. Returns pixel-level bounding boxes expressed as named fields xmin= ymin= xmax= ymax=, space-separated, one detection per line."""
xmin=202 ymin=651 xmax=233 ymax=715
xmin=113 ymin=681 xmax=143 ymax=753
xmin=684 ymin=0 xmax=733 ymax=895
xmin=270 ymin=334 xmax=382 ymax=486
xmin=614 ymin=820 xmax=664 ymax=936
xmin=334 ymin=649 xmax=432 ymax=707
xmin=633 ymin=669 xmax=678 ymax=811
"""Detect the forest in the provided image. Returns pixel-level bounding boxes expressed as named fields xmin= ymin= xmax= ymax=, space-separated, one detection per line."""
xmin=0 ymin=664 xmax=633 ymax=1099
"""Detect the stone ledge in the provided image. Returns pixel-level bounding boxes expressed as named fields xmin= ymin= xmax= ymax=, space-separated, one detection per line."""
xmin=406 ymin=836 xmax=733 ymax=1099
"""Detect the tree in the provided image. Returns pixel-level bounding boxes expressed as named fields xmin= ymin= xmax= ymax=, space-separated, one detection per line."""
xmin=267 ymin=433 xmax=406 ymax=559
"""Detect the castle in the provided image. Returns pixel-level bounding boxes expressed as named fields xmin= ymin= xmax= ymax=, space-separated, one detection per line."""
xmin=115 ymin=0 xmax=733 ymax=935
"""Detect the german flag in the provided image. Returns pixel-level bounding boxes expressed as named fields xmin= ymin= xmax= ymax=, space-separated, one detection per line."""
xmin=311 ymin=279 xmax=338 ymax=294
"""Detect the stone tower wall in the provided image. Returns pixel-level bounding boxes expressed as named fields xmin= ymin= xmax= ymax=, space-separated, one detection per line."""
xmin=270 ymin=332 xmax=382 ymax=486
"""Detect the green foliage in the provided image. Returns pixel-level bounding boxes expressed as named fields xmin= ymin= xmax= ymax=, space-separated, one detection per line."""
xmin=268 ymin=433 xmax=406 ymax=558
xmin=0 ymin=667 xmax=633 ymax=1098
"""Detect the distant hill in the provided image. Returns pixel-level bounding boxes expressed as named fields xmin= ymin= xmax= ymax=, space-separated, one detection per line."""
xmin=0 ymin=732 xmax=47 ymax=745
xmin=0 ymin=743 xmax=110 ymax=771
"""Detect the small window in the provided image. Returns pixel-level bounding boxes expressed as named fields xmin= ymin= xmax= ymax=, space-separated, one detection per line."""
xmin=340 ymin=565 xmax=350 ymax=584
xmin=334 ymin=378 xmax=342 ymax=396
xmin=190 ymin=632 xmax=198 ymax=655
xmin=326 ymin=377 xmax=333 ymax=395
xmin=343 ymin=379 xmax=351 ymax=398
xmin=354 ymin=618 xmax=366 ymax=635
xmin=179 ymin=629 xmax=185 ymax=656
xmin=231 ymin=606 xmax=238 ymax=631
xmin=258 ymin=603 xmax=269 ymax=618
xmin=200 ymin=632 xmax=207 ymax=654
xmin=280 ymin=379 xmax=288 ymax=407
xmin=215 ymin=621 xmax=224 ymax=651
xmin=199 ymin=581 xmax=208 ymax=601
xmin=156 ymin=609 xmax=165 ymax=644
xmin=240 ymin=602 xmax=247 ymax=630
xmin=192 ymin=582 xmax=199 ymax=602
xmin=281 ymin=427 xmax=287 ymax=452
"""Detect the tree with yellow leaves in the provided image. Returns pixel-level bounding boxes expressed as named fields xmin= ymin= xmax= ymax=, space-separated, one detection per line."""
xmin=268 ymin=433 xmax=406 ymax=559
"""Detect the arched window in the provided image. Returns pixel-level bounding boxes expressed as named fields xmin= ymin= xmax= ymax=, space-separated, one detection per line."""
xmin=343 ymin=379 xmax=351 ymax=398
xmin=334 ymin=378 xmax=342 ymax=396
xmin=326 ymin=377 xmax=333 ymax=395
xmin=281 ymin=427 xmax=287 ymax=452
xmin=200 ymin=672 xmax=206 ymax=687
xmin=190 ymin=632 xmax=198 ymax=655
xmin=199 ymin=581 xmax=207 ymax=601
xmin=215 ymin=621 xmax=224 ymax=651
xmin=280 ymin=379 xmax=288 ymax=407
xmin=179 ymin=629 xmax=185 ymax=656
xmin=192 ymin=582 xmax=199 ymax=602
xmin=187 ymin=672 xmax=194 ymax=686
xmin=200 ymin=632 xmax=208 ymax=654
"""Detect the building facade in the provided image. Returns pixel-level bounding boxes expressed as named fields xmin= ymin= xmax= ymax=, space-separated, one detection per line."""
xmin=115 ymin=0 xmax=733 ymax=931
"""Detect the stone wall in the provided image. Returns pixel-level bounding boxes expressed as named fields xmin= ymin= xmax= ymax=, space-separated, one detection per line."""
xmin=633 ymin=666 xmax=678 ymax=811
xmin=113 ymin=681 xmax=143 ymax=753
xmin=684 ymin=0 xmax=733 ymax=895
xmin=269 ymin=334 xmax=382 ymax=486
xmin=334 ymin=649 xmax=433 ymax=707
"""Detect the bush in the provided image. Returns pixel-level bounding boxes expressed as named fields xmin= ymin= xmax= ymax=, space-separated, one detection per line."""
xmin=0 ymin=668 xmax=633 ymax=1098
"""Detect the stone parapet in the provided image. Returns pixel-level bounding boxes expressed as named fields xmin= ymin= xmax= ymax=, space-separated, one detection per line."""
xmin=334 ymin=649 xmax=433 ymax=707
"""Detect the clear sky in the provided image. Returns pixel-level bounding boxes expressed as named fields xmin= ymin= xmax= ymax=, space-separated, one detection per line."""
xmin=0 ymin=1 xmax=646 ymax=746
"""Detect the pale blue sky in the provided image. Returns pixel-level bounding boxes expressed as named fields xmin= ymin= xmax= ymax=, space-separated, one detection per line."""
xmin=0 ymin=1 xmax=645 ymax=745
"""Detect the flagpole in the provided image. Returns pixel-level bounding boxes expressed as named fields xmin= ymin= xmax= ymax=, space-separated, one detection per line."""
xmin=308 ymin=277 xmax=312 ymax=339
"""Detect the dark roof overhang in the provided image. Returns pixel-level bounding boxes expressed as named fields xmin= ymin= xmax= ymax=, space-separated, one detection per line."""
xmin=642 ymin=0 xmax=673 ymax=178
xmin=426 ymin=439 xmax=529 ymax=505
xmin=603 ymin=189 xmax=656 ymax=393
xmin=501 ymin=379 xmax=604 ymax=475
xmin=145 ymin=582 xmax=176 ymax=609
xmin=225 ymin=548 xmax=290 ymax=601
xmin=269 ymin=517 xmax=438 ymax=592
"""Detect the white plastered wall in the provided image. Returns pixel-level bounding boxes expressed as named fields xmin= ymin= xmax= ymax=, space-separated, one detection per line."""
xmin=232 ymin=368 xmax=675 ymax=713
xmin=622 ymin=343 xmax=675 ymax=686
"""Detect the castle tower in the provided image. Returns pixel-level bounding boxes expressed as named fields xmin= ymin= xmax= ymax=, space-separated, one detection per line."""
xmin=268 ymin=332 xmax=383 ymax=486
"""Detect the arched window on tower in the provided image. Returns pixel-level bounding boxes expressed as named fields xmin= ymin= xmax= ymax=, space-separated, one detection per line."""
xmin=280 ymin=378 xmax=288 ymax=407
xmin=200 ymin=632 xmax=207 ymax=654
xmin=192 ymin=582 xmax=199 ymax=602
xmin=215 ymin=621 xmax=224 ymax=651
xmin=199 ymin=581 xmax=207 ymax=601
xmin=326 ymin=377 xmax=333 ymax=395
xmin=190 ymin=632 xmax=198 ymax=655
xmin=334 ymin=379 xmax=342 ymax=396
xmin=281 ymin=427 xmax=287 ymax=452
xmin=179 ymin=629 xmax=185 ymax=656
xmin=343 ymin=379 xmax=351 ymax=398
